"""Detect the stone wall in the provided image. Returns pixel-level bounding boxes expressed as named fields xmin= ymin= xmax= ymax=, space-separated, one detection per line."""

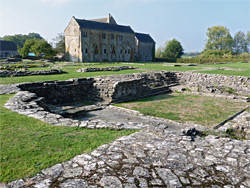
xmin=176 ymin=72 xmax=250 ymax=96
xmin=136 ymin=42 xmax=154 ymax=62
xmin=18 ymin=71 xmax=178 ymax=105
xmin=76 ymin=66 xmax=137 ymax=72
xmin=0 ymin=69 xmax=66 ymax=77
xmin=16 ymin=71 xmax=250 ymax=105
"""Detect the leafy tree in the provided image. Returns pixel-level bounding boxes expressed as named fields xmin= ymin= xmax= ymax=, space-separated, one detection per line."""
xmin=233 ymin=31 xmax=248 ymax=54
xmin=18 ymin=39 xmax=38 ymax=57
xmin=19 ymin=39 xmax=55 ymax=58
xmin=52 ymin=33 xmax=65 ymax=53
xmin=163 ymin=39 xmax=184 ymax=59
xmin=0 ymin=33 xmax=43 ymax=49
xmin=247 ymin=31 xmax=250 ymax=53
xmin=205 ymin=25 xmax=233 ymax=51
xmin=31 ymin=39 xmax=55 ymax=58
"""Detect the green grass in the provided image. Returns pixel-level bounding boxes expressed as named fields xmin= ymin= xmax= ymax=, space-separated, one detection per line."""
xmin=0 ymin=94 xmax=136 ymax=182
xmin=0 ymin=62 xmax=249 ymax=85
xmin=115 ymin=92 xmax=249 ymax=127
xmin=0 ymin=69 xmax=144 ymax=85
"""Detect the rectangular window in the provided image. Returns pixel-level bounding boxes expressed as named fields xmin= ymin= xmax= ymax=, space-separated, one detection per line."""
xmin=83 ymin=31 xmax=87 ymax=38
xmin=125 ymin=50 xmax=127 ymax=54
xmin=128 ymin=50 xmax=130 ymax=54
xmin=118 ymin=35 xmax=123 ymax=41
xmin=111 ymin=33 xmax=114 ymax=39
xmin=104 ymin=49 xmax=106 ymax=54
xmin=120 ymin=49 xmax=122 ymax=54
xmin=85 ymin=49 xmax=88 ymax=53
xmin=102 ymin=33 xmax=106 ymax=39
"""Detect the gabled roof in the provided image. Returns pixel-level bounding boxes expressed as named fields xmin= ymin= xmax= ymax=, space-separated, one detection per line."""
xmin=74 ymin=18 xmax=134 ymax=34
xmin=0 ymin=40 xmax=18 ymax=51
xmin=135 ymin=32 xmax=155 ymax=43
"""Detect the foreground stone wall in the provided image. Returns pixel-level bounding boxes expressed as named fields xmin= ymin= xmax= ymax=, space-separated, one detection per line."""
xmin=176 ymin=72 xmax=250 ymax=96
xmin=18 ymin=71 xmax=178 ymax=104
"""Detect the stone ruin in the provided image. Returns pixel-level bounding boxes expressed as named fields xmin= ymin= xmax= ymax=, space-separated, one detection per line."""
xmin=2 ymin=71 xmax=250 ymax=187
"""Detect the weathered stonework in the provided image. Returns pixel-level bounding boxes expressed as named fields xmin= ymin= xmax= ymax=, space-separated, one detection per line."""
xmin=65 ymin=14 xmax=155 ymax=62
xmin=18 ymin=71 xmax=178 ymax=104
xmin=76 ymin=66 xmax=137 ymax=72
xmin=176 ymin=71 xmax=250 ymax=96
xmin=2 ymin=71 xmax=250 ymax=187
xmin=0 ymin=69 xmax=66 ymax=77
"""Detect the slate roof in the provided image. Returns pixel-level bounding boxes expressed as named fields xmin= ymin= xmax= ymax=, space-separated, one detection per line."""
xmin=75 ymin=18 xmax=134 ymax=34
xmin=0 ymin=40 xmax=18 ymax=51
xmin=135 ymin=33 xmax=155 ymax=43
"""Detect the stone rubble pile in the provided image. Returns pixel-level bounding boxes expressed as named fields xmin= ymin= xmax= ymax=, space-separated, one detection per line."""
xmin=76 ymin=66 xmax=138 ymax=72
xmin=0 ymin=69 xmax=66 ymax=77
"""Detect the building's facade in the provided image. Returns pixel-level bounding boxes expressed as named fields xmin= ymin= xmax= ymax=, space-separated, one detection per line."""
xmin=0 ymin=40 xmax=19 ymax=58
xmin=65 ymin=14 xmax=155 ymax=62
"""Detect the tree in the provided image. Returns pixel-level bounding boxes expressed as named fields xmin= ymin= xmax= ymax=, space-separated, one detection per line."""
xmin=0 ymin=33 xmax=43 ymax=49
xmin=233 ymin=31 xmax=248 ymax=54
xmin=204 ymin=25 xmax=233 ymax=51
xmin=155 ymin=46 xmax=164 ymax=58
xmin=52 ymin=33 xmax=65 ymax=53
xmin=19 ymin=39 xmax=55 ymax=58
xmin=31 ymin=39 xmax=55 ymax=58
xmin=247 ymin=31 xmax=250 ymax=53
xmin=18 ymin=39 xmax=38 ymax=57
xmin=163 ymin=39 xmax=184 ymax=59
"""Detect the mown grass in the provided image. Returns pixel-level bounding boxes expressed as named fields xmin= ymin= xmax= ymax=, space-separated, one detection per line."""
xmin=0 ymin=62 xmax=249 ymax=85
xmin=0 ymin=94 xmax=136 ymax=183
xmin=0 ymin=69 xmax=144 ymax=85
xmin=115 ymin=92 xmax=249 ymax=127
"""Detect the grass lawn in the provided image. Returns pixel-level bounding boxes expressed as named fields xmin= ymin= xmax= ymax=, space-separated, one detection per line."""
xmin=0 ymin=68 xmax=144 ymax=85
xmin=0 ymin=62 xmax=249 ymax=85
xmin=0 ymin=94 xmax=136 ymax=183
xmin=197 ymin=62 xmax=250 ymax=77
xmin=115 ymin=92 xmax=249 ymax=127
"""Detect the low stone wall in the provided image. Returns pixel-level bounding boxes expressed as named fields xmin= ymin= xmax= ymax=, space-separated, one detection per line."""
xmin=0 ymin=69 xmax=66 ymax=77
xmin=76 ymin=66 xmax=137 ymax=72
xmin=176 ymin=72 xmax=250 ymax=96
xmin=18 ymin=71 xmax=178 ymax=104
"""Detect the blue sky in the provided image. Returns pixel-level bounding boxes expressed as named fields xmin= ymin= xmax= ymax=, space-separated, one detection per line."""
xmin=0 ymin=0 xmax=249 ymax=52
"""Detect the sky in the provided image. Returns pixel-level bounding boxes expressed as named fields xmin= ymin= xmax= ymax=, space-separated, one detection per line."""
xmin=0 ymin=0 xmax=249 ymax=52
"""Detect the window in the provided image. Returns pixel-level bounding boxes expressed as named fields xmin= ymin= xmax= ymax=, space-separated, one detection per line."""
xmin=102 ymin=33 xmax=106 ymax=39
xmin=120 ymin=49 xmax=122 ymax=54
xmin=83 ymin=31 xmax=87 ymax=38
xmin=118 ymin=35 xmax=123 ymax=41
xmin=111 ymin=46 xmax=116 ymax=54
xmin=85 ymin=49 xmax=88 ymax=53
xmin=104 ymin=49 xmax=106 ymax=54
xmin=111 ymin=33 xmax=114 ymax=39
xmin=125 ymin=50 xmax=127 ymax=54
xmin=94 ymin=45 xmax=98 ymax=54
xmin=128 ymin=50 xmax=130 ymax=54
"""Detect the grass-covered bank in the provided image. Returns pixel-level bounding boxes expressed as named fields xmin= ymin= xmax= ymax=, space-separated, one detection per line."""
xmin=0 ymin=94 xmax=136 ymax=182
xmin=115 ymin=92 xmax=249 ymax=127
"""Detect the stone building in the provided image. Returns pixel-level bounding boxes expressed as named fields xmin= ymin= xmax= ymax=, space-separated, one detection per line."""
xmin=64 ymin=14 xmax=155 ymax=62
xmin=0 ymin=40 xmax=19 ymax=58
